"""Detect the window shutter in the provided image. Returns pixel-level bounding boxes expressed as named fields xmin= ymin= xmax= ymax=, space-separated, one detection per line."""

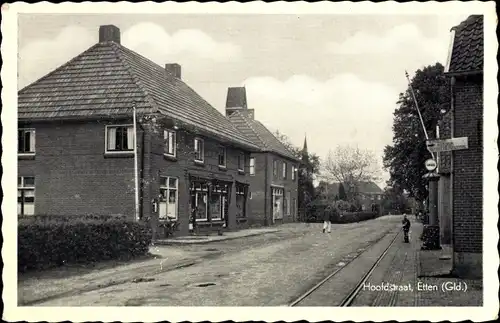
xmin=127 ymin=126 xmax=134 ymax=150
xmin=30 ymin=130 xmax=36 ymax=152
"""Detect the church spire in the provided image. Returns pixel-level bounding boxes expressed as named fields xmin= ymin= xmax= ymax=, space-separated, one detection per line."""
xmin=302 ymin=134 xmax=308 ymax=155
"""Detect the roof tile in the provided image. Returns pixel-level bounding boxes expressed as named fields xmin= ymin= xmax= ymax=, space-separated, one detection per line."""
xmin=448 ymin=15 xmax=483 ymax=74
xmin=228 ymin=111 xmax=299 ymax=161
xmin=18 ymin=41 xmax=259 ymax=150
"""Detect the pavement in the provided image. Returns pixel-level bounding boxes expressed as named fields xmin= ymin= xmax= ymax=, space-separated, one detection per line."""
xmin=154 ymin=227 xmax=280 ymax=245
xmin=352 ymin=216 xmax=483 ymax=306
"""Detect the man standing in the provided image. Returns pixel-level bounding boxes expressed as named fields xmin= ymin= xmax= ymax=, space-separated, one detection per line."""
xmin=402 ymin=214 xmax=411 ymax=243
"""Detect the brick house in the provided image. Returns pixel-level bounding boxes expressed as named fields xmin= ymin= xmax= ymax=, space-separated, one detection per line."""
xmin=225 ymin=87 xmax=301 ymax=226
xmin=438 ymin=15 xmax=483 ymax=278
xmin=17 ymin=25 xmax=262 ymax=238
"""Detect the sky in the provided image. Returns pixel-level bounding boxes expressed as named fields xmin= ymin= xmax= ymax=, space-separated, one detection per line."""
xmin=17 ymin=14 xmax=469 ymax=188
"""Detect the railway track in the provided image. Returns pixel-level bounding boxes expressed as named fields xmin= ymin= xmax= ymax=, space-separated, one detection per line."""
xmin=289 ymin=228 xmax=402 ymax=307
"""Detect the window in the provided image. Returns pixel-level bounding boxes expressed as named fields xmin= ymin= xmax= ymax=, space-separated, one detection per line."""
xmin=238 ymin=153 xmax=245 ymax=172
xmin=218 ymin=147 xmax=226 ymax=167
xmin=194 ymin=138 xmax=204 ymax=162
xmin=210 ymin=184 xmax=229 ymax=221
xmin=106 ymin=125 xmax=134 ymax=152
xmin=190 ymin=182 xmax=208 ymax=221
xmin=164 ymin=130 xmax=176 ymax=157
xmin=291 ymin=165 xmax=296 ymax=181
xmin=159 ymin=177 xmax=178 ymax=220
xmin=236 ymin=184 xmax=247 ymax=218
xmin=273 ymin=160 xmax=279 ymax=178
xmin=272 ymin=187 xmax=284 ymax=220
xmin=249 ymin=157 xmax=255 ymax=176
xmin=282 ymin=162 xmax=287 ymax=179
xmin=18 ymin=128 xmax=35 ymax=154
xmin=18 ymin=176 xmax=35 ymax=216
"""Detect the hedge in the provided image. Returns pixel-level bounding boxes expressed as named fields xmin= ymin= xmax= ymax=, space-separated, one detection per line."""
xmin=306 ymin=201 xmax=379 ymax=224
xmin=18 ymin=215 xmax=152 ymax=273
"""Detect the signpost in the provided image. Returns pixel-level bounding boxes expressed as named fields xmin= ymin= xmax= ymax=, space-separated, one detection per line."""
xmin=426 ymin=137 xmax=468 ymax=153
xmin=424 ymin=158 xmax=437 ymax=172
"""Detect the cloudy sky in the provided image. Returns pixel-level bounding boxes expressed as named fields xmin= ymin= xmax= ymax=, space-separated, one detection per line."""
xmin=18 ymin=14 xmax=468 ymax=187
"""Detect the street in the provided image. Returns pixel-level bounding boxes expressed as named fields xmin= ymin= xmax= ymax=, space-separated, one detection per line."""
xmin=28 ymin=216 xmax=404 ymax=306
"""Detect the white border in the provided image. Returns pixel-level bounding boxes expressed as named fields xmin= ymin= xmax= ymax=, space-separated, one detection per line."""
xmin=2 ymin=1 xmax=498 ymax=322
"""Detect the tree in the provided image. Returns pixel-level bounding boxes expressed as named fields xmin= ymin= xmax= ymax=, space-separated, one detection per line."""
xmin=274 ymin=130 xmax=320 ymax=176
xmin=274 ymin=130 xmax=320 ymax=221
xmin=383 ymin=63 xmax=450 ymax=202
xmin=338 ymin=183 xmax=347 ymax=200
xmin=322 ymin=144 xmax=381 ymax=200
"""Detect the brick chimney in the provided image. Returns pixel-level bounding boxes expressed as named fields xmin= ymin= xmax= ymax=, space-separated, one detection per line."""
xmin=99 ymin=25 xmax=121 ymax=44
xmin=225 ymin=87 xmax=254 ymax=119
xmin=165 ymin=63 xmax=181 ymax=79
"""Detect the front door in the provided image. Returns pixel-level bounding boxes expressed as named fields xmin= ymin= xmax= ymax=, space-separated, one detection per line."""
xmin=271 ymin=187 xmax=284 ymax=223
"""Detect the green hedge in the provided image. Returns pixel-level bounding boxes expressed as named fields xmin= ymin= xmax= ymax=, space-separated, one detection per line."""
xmin=18 ymin=215 xmax=152 ymax=273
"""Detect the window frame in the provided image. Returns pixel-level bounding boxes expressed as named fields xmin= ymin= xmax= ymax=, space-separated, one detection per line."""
xmin=210 ymin=184 xmax=229 ymax=221
xmin=191 ymin=182 xmax=209 ymax=221
xmin=18 ymin=128 xmax=36 ymax=155
xmin=273 ymin=159 xmax=279 ymax=178
xmin=105 ymin=124 xmax=135 ymax=154
xmin=163 ymin=129 xmax=177 ymax=158
xmin=194 ymin=137 xmax=205 ymax=163
xmin=218 ymin=146 xmax=227 ymax=168
xmin=159 ymin=176 xmax=179 ymax=221
xmin=18 ymin=176 xmax=35 ymax=216
xmin=291 ymin=165 xmax=296 ymax=181
xmin=237 ymin=152 xmax=245 ymax=173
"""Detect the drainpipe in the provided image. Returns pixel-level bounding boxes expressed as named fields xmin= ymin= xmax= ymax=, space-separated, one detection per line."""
xmin=133 ymin=106 xmax=140 ymax=221
xmin=264 ymin=154 xmax=269 ymax=226
xmin=450 ymin=76 xmax=456 ymax=270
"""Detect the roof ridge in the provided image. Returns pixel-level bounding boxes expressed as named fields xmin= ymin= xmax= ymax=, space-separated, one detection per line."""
xmin=19 ymin=43 xmax=101 ymax=94
xmin=109 ymin=42 xmax=159 ymax=114
xmin=231 ymin=111 xmax=269 ymax=149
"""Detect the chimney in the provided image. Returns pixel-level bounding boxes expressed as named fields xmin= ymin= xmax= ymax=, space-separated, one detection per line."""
xmin=226 ymin=87 xmax=253 ymax=119
xmin=99 ymin=25 xmax=121 ymax=44
xmin=165 ymin=63 xmax=181 ymax=79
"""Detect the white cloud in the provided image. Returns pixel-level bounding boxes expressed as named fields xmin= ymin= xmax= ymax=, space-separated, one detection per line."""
xmin=18 ymin=22 xmax=240 ymax=89
xmin=122 ymin=22 xmax=240 ymax=65
xmin=18 ymin=25 xmax=95 ymax=89
xmin=326 ymin=16 xmax=469 ymax=69
xmin=243 ymin=74 xmax=399 ymax=185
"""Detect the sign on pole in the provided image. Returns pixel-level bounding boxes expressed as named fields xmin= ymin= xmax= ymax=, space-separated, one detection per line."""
xmin=426 ymin=137 xmax=468 ymax=153
xmin=424 ymin=159 xmax=437 ymax=171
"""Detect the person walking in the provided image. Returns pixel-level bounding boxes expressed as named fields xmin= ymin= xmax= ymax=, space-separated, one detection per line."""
xmin=323 ymin=204 xmax=337 ymax=233
xmin=402 ymin=214 xmax=411 ymax=243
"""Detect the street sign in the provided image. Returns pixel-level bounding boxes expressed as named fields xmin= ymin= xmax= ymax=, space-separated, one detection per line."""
xmin=424 ymin=159 xmax=437 ymax=171
xmin=426 ymin=137 xmax=468 ymax=153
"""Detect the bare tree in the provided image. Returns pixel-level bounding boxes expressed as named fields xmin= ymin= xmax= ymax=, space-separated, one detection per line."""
xmin=322 ymin=145 xmax=381 ymax=200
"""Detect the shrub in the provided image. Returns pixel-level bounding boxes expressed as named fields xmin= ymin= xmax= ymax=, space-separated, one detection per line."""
xmin=18 ymin=215 xmax=152 ymax=273
xmin=337 ymin=211 xmax=378 ymax=224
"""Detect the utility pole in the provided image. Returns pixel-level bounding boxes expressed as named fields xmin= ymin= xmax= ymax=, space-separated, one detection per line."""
xmin=405 ymin=71 xmax=440 ymax=250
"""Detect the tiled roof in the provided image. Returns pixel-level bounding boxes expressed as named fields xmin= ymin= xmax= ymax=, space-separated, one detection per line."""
xmin=228 ymin=111 xmax=299 ymax=161
xmin=447 ymin=15 xmax=483 ymax=74
xmin=18 ymin=41 xmax=259 ymax=150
